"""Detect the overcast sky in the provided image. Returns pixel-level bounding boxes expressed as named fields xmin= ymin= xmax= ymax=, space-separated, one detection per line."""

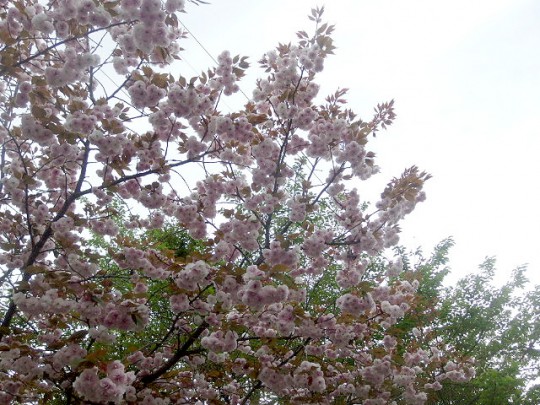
xmin=179 ymin=0 xmax=540 ymax=285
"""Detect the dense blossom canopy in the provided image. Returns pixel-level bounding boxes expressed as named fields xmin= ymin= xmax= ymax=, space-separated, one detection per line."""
xmin=0 ymin=1 xmax=473 ymax=403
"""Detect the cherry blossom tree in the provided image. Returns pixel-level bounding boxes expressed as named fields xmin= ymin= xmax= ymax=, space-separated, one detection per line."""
xmin=0 ymin=1 xmax=473 ymax=403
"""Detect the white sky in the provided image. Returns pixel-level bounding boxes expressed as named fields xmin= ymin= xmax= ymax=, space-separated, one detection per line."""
xmin=179 ymin=0 xmax=540 ymax=285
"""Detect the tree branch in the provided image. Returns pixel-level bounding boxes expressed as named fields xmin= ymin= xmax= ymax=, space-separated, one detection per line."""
xmin=140 ymin=321 xmax=209 ymax=385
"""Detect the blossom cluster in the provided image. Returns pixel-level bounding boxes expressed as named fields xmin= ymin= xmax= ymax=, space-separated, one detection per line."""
xmin=45 ymin=50 xmax=101 ymax=87
xmin=201 ymin=330 xmax=238 ymax=353
xmin=73 ymin=362 xmax=136 ymax=404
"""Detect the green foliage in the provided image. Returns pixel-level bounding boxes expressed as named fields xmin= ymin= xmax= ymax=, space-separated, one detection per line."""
xmin=429 ymin=257 xmax=540 ymax=404
xmin=397 ymin=239 xmax=453 ymax=331
xmin=145 ymin=225 xmax=206 ymax=259
xmin=356 ymin=239 xmax=540 ymax=404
